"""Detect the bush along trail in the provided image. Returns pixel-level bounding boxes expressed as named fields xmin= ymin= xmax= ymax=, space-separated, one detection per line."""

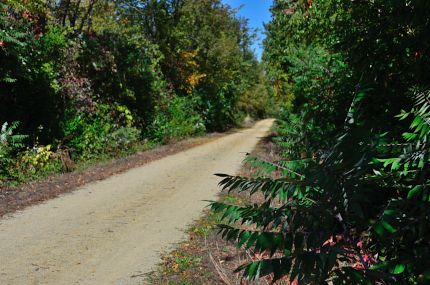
xmin=207 ymin=1 xmax=430 ymax=284
xmin=0 ymin=0 xmax=277 ymax=187
xmin=0 ymin=133 xmax=224 ymax=217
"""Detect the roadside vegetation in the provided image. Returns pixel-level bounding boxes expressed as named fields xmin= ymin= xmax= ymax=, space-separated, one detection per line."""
xmin=0 ymin=0 xmax=276 ymax=186
xmin=209 ymin=0 xmax=430 ymax=284
xmin=3 ymin=0 xmax=430 ymax=284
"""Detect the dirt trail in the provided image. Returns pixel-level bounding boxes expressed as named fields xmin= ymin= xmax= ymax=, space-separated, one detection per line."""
xmin=0 ymin=119 xmax=274 ymax=285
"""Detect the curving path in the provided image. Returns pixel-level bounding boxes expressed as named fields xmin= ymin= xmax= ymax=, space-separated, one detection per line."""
xmin=0 ymin=119 xmax=273 ymax=285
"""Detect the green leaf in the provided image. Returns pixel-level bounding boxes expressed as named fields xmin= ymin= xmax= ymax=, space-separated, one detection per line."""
xmin=374 ymin=222 xmax=385 ymax=236
xmin=392 ymin=264 xmax=406 ymax=274
xmin=396 ymin=110 xmax=410 ymax=120
xmin=381 ymin=220 xmax=396 ymax=234
xmin=390 ymin=159 xmax=401 ymax=171
xmin=383 ymin=209 xmax=395 ymax=216
xmin=402 ymin=132 xmax=417 ymax=141
xmin=247 ymin=261 xmax=259 ymax=278
xmin=407 ymin=185 xmax=421 ymax=199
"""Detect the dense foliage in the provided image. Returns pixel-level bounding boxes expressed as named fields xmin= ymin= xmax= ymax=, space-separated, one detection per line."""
xmin=212 ymin=0 xmax=430 ymax=284
xmin=0 ymin=0 xmax=273 ymax=183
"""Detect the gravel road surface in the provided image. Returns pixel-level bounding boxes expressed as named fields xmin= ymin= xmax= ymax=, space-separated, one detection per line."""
xmin=0 ymin=119 xmax=273 ymax=285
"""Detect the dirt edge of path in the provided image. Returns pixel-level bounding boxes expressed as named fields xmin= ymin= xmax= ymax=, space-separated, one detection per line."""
xmin=145 ymin=131 xmax=281 ymax=285
xmin=0 ymin=133 xmax=226 ymax=218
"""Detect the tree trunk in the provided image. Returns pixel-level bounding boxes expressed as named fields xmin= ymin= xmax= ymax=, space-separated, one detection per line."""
xmin=62 ymin=0 xmax=71 ymax=26
xmin=70 ymin=0 xmax=82 ymax=28
xmin=78 ymin=0 xmax=96 ymax=33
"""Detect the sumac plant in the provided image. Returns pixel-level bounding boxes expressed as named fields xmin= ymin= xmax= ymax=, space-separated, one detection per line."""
xmin=211 ymin=90 xmax=430 ymax=284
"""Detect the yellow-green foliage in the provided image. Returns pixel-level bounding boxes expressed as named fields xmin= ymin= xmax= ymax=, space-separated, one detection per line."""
xmin=116 ymin=105 xmax=134 ymax=127
xmin=20 ymin=145 xmax=56 ymax=171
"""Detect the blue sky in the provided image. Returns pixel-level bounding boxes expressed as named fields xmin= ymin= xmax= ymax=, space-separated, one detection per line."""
xmin=222 ymin=0 xmax=273 ymax=60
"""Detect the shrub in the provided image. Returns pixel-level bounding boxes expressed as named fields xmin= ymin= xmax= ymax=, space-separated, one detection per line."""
xmin=20 ymin=145 xmax=55 ymax=169
xmin=211 ymin=90 xmax=430 ymax=284
xmin=106 ymin=126 xmax=141 ymax=153
xmin=19 ymin=144 xmax=61 ymax=177
xmin=0 ymin=121 xmax=27 ymax=181
xmin=151 ymin=95 xmax=205 ymax=143
xmin=63 ymin=113 xmax=110 ymax=160
xmin=63 ymin=104 xmax=142 ymax=161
